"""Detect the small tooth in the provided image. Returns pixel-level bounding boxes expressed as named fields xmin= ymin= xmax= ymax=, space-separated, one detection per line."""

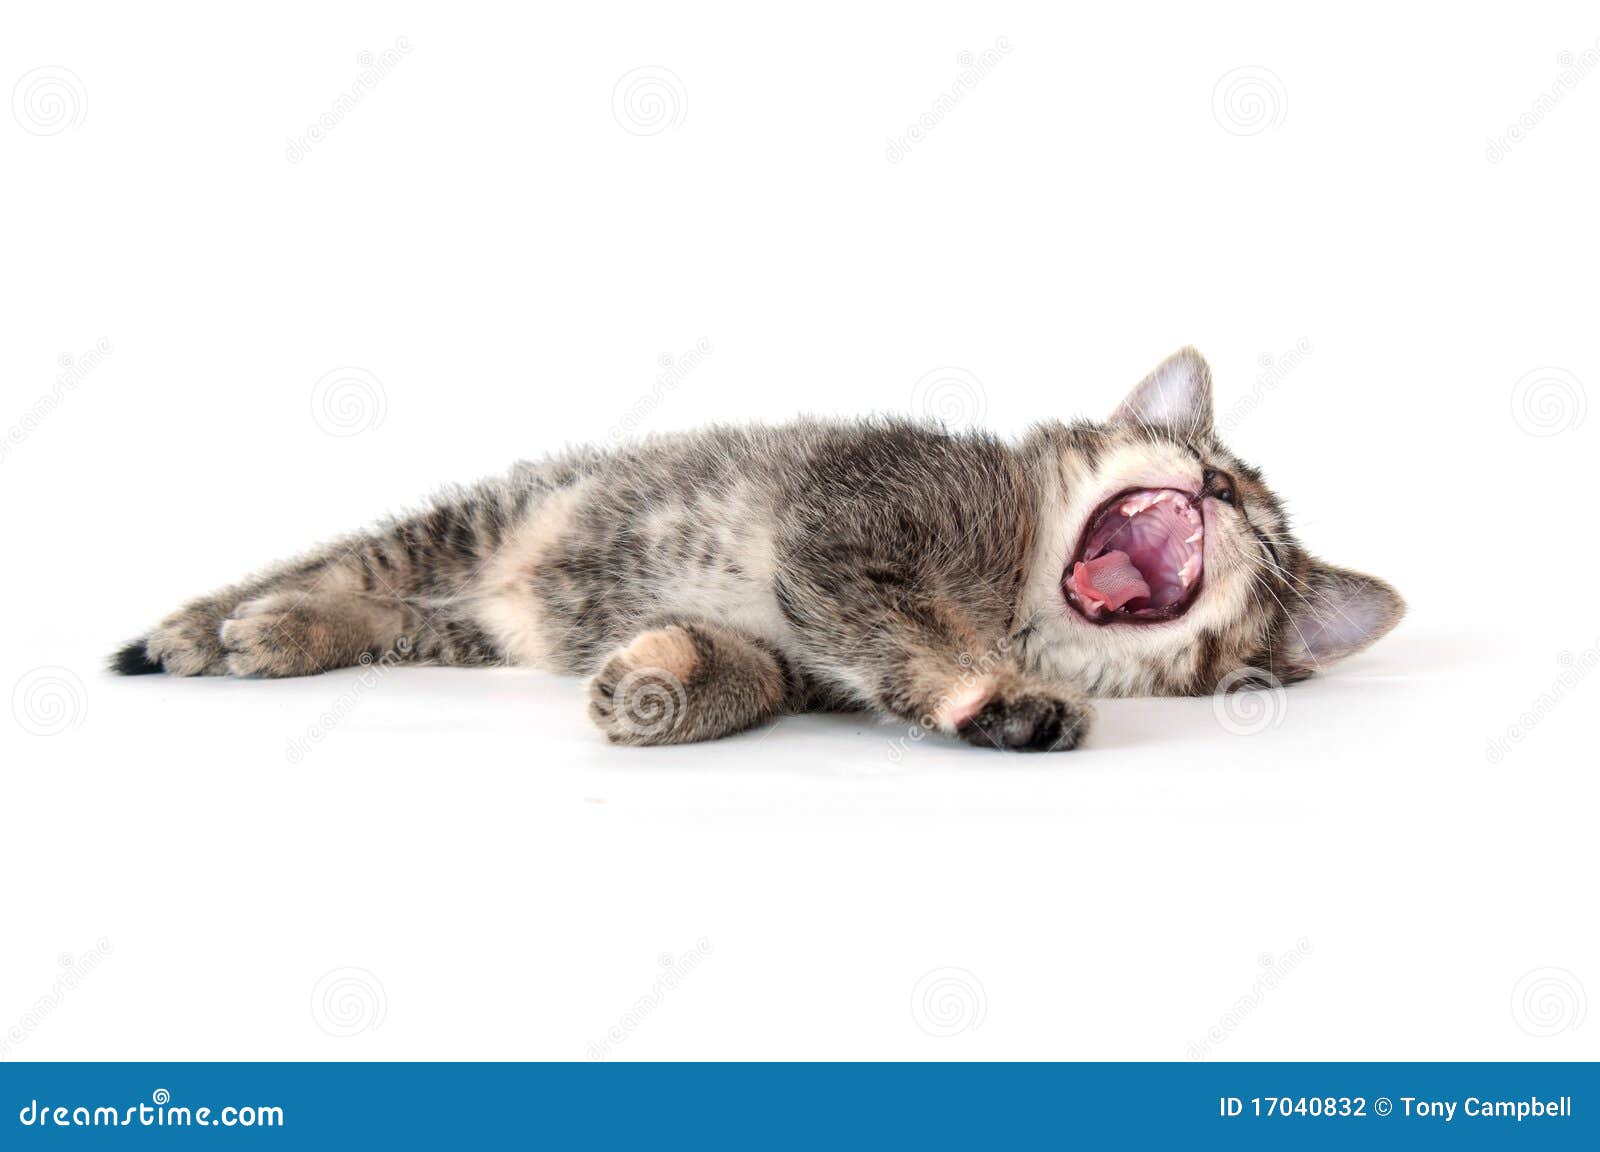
xmin=1185 ymin=530 xmax=1202 ymax=544
xmin=1178 ymin=554 xmax=1202 ymax=586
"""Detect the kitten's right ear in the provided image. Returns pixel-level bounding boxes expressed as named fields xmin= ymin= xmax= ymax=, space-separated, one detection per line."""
xmin=1112 ymin=347 xmax=1214 ymax=434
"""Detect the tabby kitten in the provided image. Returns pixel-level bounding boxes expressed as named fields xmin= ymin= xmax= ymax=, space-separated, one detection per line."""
xmin=111 ymin=348 xmax=1403 ymax=751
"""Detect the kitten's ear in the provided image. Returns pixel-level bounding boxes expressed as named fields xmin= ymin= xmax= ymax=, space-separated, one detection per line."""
xmin=1274 ymin=560 xmax=1405 ymax=677
xmin=1112 ymin=347 xmax=1214 ymax=433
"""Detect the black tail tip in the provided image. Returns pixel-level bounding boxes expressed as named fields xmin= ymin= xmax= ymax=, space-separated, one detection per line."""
xmin=110 ymin=639 xmax=162 ymax=675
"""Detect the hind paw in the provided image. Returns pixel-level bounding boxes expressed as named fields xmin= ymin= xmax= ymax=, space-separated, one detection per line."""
xmin=587 ymin=628 xmax=699 ymax=745
xmin=218 ymin=595 xmax=329 ymax=678
xmin=143 ymin=603 xmax=231 ymax=676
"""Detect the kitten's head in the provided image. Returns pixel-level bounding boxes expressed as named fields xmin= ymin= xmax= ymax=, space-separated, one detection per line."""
xmin=1039 ymin=347 xmax=1403 ymax=695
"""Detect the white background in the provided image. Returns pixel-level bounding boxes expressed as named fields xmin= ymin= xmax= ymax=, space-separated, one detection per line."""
xmin=2 ymin=2 xmax=1595 ymax=1061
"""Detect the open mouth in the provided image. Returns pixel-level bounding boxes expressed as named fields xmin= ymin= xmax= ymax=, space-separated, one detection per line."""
xmin=1064 ymin=488 xmax=1204 ymax=623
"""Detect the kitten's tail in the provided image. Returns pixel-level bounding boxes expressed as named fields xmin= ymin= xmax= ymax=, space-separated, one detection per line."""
xmin=109 ymin=637 xmax=162 ymax=675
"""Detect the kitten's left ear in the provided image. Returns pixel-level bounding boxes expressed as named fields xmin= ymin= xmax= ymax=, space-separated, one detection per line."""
xmin=1113 ymin=347 xmax=1214 ymax=433
xmin=1274 ymin=561 xmax=1406 ymax=678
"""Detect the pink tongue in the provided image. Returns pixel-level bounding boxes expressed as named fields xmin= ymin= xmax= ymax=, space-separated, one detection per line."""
xmin=1070 ymin=550 xmax=1151 ymax=614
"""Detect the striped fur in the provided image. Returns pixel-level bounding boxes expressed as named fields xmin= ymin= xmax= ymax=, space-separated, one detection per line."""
xmin=112 ymin=349 xmax=1403 ymax=750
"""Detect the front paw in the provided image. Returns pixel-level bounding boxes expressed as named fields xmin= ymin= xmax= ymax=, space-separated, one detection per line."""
xmin=957 ymin=688 xmax=1091 ymax=752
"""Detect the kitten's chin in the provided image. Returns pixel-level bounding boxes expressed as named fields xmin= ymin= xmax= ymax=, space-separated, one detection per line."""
xmin=1063 ymin=487 xmax=1205 ymax=624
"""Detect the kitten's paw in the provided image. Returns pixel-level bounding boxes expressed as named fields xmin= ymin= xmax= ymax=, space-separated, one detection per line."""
xmin=219 ymin=595 xmax=328 ymax=677
xmin=587 ymin=627 xmax=698 ymax=746
xmin=144 ymin=602 xmax=231 ymax=676
xmin=957 ymin=687 xmax=1091 ymax=752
